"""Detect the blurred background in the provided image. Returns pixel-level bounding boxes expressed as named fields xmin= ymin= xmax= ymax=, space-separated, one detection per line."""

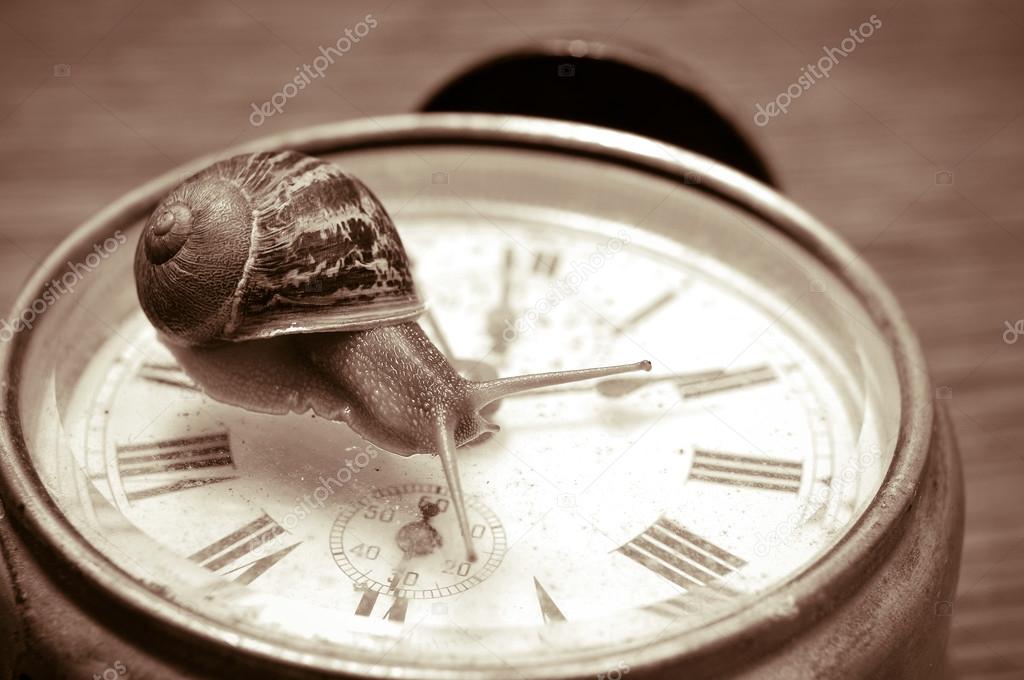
xmin=0 ymin=1 xmax=1021 ymax=677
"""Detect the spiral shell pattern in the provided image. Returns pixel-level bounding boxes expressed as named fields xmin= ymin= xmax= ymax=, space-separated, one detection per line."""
xmin=135 ymin=151 xmax=424 ymax=345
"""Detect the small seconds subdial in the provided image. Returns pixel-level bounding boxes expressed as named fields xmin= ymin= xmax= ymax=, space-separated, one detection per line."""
xmin=331 ymin=484 xmax=507 ymax=600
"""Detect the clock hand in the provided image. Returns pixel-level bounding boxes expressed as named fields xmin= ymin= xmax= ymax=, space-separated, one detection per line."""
xmin=422 ymin=308 xmax=501 ymax=415
xmin=505 ymin=364 xmax=777 ymax=399
xmin=612 ymin=290 xmax=678 ymax=336
xmin=484 ymin=248 xmax=516 ymax=356
xmin=423 ymin=308 xmax=496 ymax=378
xmin=395 ymin=499 xmax=444 ymax=558
xmin=422 ymin=307 xmax=459 ymax=360
xmin=515 ymin=369 xmax=720 ymax=397
xmin=595 ymin=369 xmax=726 ymax=397
xmin=386 ymin=501 xmax=444 ymax=594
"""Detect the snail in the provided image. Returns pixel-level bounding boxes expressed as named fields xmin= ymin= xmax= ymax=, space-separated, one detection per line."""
xmin=134 ymin=151 xmax=650 ymax=561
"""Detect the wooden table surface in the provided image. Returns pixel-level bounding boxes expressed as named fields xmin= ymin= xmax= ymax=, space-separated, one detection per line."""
xmin=1 ymin=0 xmax=1021 ymax=677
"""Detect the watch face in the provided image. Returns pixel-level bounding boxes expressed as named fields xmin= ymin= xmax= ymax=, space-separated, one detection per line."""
xmin=13 ymin=136 xmax=901 ymax=677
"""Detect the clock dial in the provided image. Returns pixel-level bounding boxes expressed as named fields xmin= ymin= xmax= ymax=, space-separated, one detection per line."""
xmin=23 ymin=209 xmax=894 ymax=671
xmin=13 ymin=139 xmax=904 ymax=676
xmin=330 ymin=484 xmax=508 ymax=601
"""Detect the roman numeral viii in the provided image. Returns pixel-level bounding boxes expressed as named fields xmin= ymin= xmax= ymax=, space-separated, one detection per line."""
xmin=689 ymin=448 xmax=803 ymax=493
xmin=116 ymin=432 xmax=236 ymax=501
xmin=189 ymin=513 xmax=300 ymax=585
xmin=617 ymin=518 xmax=746 ymax=591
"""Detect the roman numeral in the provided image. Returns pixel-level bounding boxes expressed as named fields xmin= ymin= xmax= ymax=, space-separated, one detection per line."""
xmin=617 ymin=518 xmax=746 ymax=591
xmin=689 ymin=449 xmax=803 ymax=493
xmin=531 ymin=252 xmax=560 ymax=277
xmin=677 ymin=365 xmax=776 ymax=398
xmin=353 ymin=587 xmax=409 ymax=623
xmin=533 ymin=577 xmax=567 ymax=623
xmin=116 ymin=433 xmax=236 ymax=501
xmin=352 ymin=556 xmax=414 ymax=623
xmin=189 ymin=514 xmax=299 ymax=585
xmin=137 ymin=362 xmax=197 ymax=392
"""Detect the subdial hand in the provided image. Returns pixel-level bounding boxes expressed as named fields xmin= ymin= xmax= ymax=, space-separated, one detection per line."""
xmin=386 ymin=501 xmax=444 ymax=592
xmin=395 ymin=499 xmax=444 ymax=558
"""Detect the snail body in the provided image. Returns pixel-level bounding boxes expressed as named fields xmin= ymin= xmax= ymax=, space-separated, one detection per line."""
xmin=135 ymin=151 xmax=649 ymax=559
xmin=165 ymin=323 xmax=498 ymax=455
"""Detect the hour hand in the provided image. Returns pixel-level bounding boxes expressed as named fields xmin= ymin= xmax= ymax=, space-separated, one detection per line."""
xmin=421 ymin=308 xmax=501 ymax=415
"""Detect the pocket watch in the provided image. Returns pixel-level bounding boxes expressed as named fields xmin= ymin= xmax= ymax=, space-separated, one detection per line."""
xmin=0 ymin=114 xmax=963 ymax=679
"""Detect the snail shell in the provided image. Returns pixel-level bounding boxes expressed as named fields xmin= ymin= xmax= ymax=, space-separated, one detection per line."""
xmin=134 ymin=151 xmax=424 ymax=346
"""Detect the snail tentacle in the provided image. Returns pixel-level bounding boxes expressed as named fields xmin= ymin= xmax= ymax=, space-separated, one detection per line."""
xmin=469 ymin=360 xmax=653 ymax=408
xmin=435 ymin=415 xmax=478 ymax=563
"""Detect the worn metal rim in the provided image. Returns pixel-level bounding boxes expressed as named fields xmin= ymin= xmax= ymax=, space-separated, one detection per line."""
xmin=0 ymin=113 xmax=932 ymax=678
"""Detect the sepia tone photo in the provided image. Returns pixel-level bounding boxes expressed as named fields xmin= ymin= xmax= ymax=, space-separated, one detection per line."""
xmin=0 ymin=1 xmax=1020 ymax=678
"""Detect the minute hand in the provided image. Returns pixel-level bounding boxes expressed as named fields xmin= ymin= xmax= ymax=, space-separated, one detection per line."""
xmin=507 ymin=364 xmax=777 ymax=399
xmin=597 ymin=364 xmax=777 ymax=398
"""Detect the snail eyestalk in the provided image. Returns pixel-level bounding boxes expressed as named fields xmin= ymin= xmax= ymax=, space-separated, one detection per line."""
xmin=436 ymin=416 xmax=477 ymax=563
xmin=470 ymin=360 xmax=652 ymax=409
